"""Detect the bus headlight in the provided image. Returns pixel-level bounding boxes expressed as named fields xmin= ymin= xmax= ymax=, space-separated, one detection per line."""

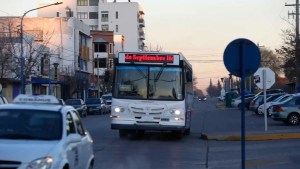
xmin=171 ymin=109 xmax=181 ymax=115
xmin=27 ymin=157 xmax=53 ymax=169
xmin=114 ymin=107 xmax=124 ymax=113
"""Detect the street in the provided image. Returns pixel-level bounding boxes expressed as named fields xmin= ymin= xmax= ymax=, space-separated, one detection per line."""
xmin=82 ymin=98 xmax=300 ymax=169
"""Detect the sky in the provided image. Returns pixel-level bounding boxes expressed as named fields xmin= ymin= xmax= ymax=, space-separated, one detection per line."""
xmin=0 ymin=0 xmax=294 ymax=93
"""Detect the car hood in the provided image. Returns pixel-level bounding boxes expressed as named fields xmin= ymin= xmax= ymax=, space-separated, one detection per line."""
xmin=0 ymin=140 xmax=59 ymax=162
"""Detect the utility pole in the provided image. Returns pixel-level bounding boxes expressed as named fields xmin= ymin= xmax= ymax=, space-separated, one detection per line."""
xmin=286 ymin=0 xmax=300 ymax=92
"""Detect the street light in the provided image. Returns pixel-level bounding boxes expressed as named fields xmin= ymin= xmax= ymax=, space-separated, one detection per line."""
xmin=20 ymin=2 xmax=63 ymax=94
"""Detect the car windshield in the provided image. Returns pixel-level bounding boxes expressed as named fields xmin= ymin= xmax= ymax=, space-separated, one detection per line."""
xmin=86 ymin=99 xmax=100 ymax=104
xmin=102 ymin=95 xmax=112 ymax=101
xmin=66 ymin=99 xmax=81 ymax=105
xmin=0 ymin=109 xmax=62 ymax=140
xmin=114 ymin=65 xmax=183 ymax=100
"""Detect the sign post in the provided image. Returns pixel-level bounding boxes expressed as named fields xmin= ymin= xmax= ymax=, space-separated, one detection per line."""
xmin=224 ymin=38 xmax=261 ymax=169
xmin=254 ymin=67 xmax=275 ymax=131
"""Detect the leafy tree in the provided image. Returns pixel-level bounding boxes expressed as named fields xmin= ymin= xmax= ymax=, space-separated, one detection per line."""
xmin=260 ymin=48 xmax=282 ymax=75
xmin=275 ymin=29 xmax=295 ymax=81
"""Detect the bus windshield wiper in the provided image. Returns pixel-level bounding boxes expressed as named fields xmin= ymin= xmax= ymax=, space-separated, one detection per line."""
xmin=154 ymin=63 xmax=166 ymax=82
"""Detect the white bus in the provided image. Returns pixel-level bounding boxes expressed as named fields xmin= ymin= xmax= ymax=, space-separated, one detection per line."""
xmin=110 ymin=52 xmax=193 ymax=138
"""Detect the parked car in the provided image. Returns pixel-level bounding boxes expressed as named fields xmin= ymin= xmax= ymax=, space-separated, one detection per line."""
xmin=255 ymin=89 xmax=285 ymax=97
xmin=256 ymin=94 xmax=285 ymax=115
xmin=257 ymin=94 xmax=292 ymax=116
xmin=250 ymin=95 xmax=276 ymax=114
xmin=58 ymin=99 xmax=65 ymax=105
xmin=85 ymin=98 xmax=106 ymax=115
xmin=271 ymin=94 xmax=300 ymax=125
xmin=231 ymin=94 xmax=255 ymax=108
xmin=0 ymin=96 xmax=8 ymax=104
xmin=101 ymin=93 xmax=112 ymax=112
xmin=65 ymin=99 xmax=87 ymax=118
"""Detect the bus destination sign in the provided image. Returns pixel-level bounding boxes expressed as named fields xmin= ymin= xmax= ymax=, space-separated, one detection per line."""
xmin=125 ymin=54 xmax=174 ymax=63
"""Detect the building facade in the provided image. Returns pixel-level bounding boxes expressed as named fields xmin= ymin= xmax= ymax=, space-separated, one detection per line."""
xmin=37 ymin=0 xmax=146 ymax=51
xmin=0 ymin=17 xmax=93 ymax=101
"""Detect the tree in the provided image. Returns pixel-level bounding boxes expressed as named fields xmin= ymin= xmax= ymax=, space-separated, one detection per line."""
xmin=275 ymin=29 xmax=295 ymax=81
xmin=0 ymin=18 xmax=53 ymax=85
xmin=260 ymin=48 xmax=282 ymax=75
xmin=206 ymin=78 xmax=219 ymax=97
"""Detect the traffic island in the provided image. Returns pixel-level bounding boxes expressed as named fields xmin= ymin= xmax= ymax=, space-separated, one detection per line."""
xmin=200 ymin=132 xmax=300 ymax=141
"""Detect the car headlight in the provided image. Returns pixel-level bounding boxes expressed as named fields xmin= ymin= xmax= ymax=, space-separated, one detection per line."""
xmin=171 ymin=109 xmax=181 ymax=115
xmin=27 ymin=157 xmax=53 ymax=169
xmin=114 ymin=107 xmax=124 ymax=113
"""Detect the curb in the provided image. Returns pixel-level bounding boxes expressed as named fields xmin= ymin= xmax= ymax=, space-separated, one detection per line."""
xmin=200 ymin=132 xmax=300 ymax=141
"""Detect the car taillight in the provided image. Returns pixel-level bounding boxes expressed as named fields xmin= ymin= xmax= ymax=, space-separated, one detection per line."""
xmin=273 ymin=105 xmax=283 ymax=112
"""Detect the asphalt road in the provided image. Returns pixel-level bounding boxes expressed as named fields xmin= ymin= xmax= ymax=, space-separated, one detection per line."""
xmin=82 ymin=97 xmax=300 ymax=169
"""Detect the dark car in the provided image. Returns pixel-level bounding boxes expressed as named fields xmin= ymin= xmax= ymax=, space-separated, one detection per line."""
xmin=85 ymin=98 xmax=106 ymax=115
xmin=65 ymin=99 xmax=87 ymax=118
xmin=198 ymin=96 xmax=207 ymax=101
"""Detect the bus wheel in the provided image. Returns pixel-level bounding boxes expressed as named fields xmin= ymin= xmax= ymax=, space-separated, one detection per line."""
xmin=184 ymin=128 xmax=190 ymax=135
xmin=119 ymin=129 xmax=128 ymax=138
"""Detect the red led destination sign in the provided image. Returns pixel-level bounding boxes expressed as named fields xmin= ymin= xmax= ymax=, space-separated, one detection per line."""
xmin=125 ymin=54 xmax=174 ymax=63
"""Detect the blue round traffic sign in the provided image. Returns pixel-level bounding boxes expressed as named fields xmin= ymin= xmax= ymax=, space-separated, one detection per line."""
xmin=223 ymin=38 xmax=261 ymax=77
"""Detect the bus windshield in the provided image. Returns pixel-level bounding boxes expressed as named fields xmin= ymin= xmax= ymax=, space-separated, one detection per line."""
xmin=114 ymin=65 xmax=183 ymax=100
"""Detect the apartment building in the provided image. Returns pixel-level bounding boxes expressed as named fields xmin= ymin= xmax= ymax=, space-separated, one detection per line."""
xmin=37 ymin=0 xmax=146 ymax=51
xmin=0 ymin=17 xmax=92 ymax=100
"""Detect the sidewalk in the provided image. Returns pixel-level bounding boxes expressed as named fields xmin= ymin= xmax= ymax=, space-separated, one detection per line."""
xmin=199 ymin=101 xmax=300 ymax=141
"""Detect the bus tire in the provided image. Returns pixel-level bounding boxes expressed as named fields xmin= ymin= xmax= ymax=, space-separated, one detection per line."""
xmin=184 ymin=128 xmax=190 ymax=135
xmin=119 ymin=129 xmax=128 ymax=138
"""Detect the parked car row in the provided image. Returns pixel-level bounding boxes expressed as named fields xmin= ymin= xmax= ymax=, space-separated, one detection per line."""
xmin=61 ymin=93 xmax=112 ymax=118
xmin=230 ymin=89 xmax=300 ymax=125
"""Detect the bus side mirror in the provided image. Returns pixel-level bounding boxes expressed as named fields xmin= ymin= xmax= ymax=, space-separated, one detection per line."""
xmin=186 ymin=72 xmax=192 ymax=82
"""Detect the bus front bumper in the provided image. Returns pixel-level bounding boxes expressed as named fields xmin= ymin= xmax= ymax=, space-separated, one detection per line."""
xmin=111 ymin=124 xmax=186 ymax=131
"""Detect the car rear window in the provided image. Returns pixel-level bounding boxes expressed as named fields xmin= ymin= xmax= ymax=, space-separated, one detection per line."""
xmin=86 ymin=99 xmax=100 ymax=104
xmin=66 ymin=99 xmax=81 ymax=105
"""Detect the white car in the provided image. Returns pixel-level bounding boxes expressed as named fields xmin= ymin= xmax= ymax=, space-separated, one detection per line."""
xmin=0 ymin=94 xmax=94 ymax=169
xmin=257 ymin=94 xmax=292 ymax=116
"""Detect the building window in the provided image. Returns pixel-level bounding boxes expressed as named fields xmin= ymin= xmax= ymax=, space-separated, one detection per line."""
xmin=94 ymin=43 xmax=106 ymax=52
xmin=116 ymin=11 xmax=118 ymax=19
xmin=89 ymin=0 xmax=98 ymax=6
xmin=94 ymin=58 xmax=107 ymax=68
xmin=101 ymin=11 xmax=109 ymax=22
xmin=109 ymin=43 xmax=113 ymax=54
xmin=77 ymin=12 xmax=88 ymax=19
xmin=101 ymin=24 xmax=109 ymax=31
xmin=77 ymin=0 xmax=88 ymax=6
xmin=89 ymin=12 xmax=98 ymax=19
xmin=90 ymin=25 xmax=98 ymax=30
xmin=115 ymin=25 xmax=118 ymax=32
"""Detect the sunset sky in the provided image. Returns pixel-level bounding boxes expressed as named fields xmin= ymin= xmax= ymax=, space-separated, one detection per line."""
xmin=0 ymin=0 xmax=293 ymax=92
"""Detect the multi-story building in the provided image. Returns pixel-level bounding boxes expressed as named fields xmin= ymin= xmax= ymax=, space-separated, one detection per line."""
xmin=0 ymin=17 xmax=92 ymax=100
xmin=37 ymin=0 xmax=146 ymax=51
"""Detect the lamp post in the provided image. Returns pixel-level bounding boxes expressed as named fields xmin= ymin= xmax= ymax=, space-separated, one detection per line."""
xmin=20 ymin=2 xmax=63 ymax=94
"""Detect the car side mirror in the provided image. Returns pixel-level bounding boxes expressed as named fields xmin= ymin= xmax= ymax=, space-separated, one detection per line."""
xmin=66 ymin=133 xmax=81 ymax=144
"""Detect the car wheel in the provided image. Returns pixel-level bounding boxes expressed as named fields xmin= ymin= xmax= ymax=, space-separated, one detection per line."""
xmin=255 ymin=108 xmax=260 ymax=115
xmin=184 ymin=128 xmax=190 ymax=135
xmin=287 ymin=113 xmax=300 ymax=125
xmin=238 ymin=104 xmax=241 ymax=109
